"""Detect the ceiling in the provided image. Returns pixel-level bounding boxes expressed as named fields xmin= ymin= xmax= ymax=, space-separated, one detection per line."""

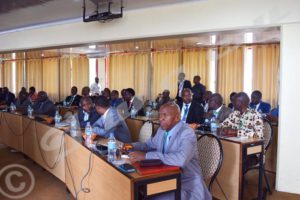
xmin=0 ymin=0 xmax=201 ymax=33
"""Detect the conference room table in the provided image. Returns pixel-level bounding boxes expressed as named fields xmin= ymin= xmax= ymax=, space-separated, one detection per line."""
xmin=0 ymin=111 xmax=181 ymax=200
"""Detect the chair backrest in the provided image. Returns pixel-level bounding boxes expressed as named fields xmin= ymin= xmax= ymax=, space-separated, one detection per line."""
xmin=263 ymin=120 xmax=273 ymax=151
xmin=138 ymin=121 xmax=154 ymax=143
xmin=197 ymin=133 xmax=223 ymax=191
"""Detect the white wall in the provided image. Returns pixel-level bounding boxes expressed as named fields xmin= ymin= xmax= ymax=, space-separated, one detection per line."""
xmin=1 ymin=0 xmax=300 ymax=195
xmin=276 ymin=23 xmax=300 ymax=194
xmin=1 ymin=0 xmax=300 ymax=51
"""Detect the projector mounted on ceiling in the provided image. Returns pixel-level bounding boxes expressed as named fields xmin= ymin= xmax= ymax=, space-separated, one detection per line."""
xmin=83 ymin=0 xmax=123 ymax=23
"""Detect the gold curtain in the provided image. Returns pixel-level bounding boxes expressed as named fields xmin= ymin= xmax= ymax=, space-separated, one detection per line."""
xmin=42 ymin=58 xmax=59 ymax=102
xmin=252 ymin=44 xmax=280 ymax=107
xmin=72 ymin=56 xmax=89 ymax=93
xmin=109 ymin=53 xmax=135 ymax=92
xmin=0 ymin=61 xmax=3 ymax=87
xmin=26 ymin=59 xmax=42 ymax=92
xmin=15 ymin=60 xmax=25 ymax=93
xmin=134 ymin=53 xmax=150 ymax=101
xmin=60 ymin=56 xmax=72 ymax=100
xmin=182 ymin=48 xmax=210 ymax=88
xmin=217 ymin=46 xmax=244 ymax=105
xmin=2 ymin=61 xmax=13 ymax=91
xmin=152 ymin=50 xmax=179 ymax=99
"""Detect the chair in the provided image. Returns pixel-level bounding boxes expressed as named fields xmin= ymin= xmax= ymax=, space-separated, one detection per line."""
xmin=244 ymin=120 xmax=273 ymax=195
xmin=197 ymin=134 xmax=224 ymax=193
xmin=138 ymin=120 xmax=154 ymax=143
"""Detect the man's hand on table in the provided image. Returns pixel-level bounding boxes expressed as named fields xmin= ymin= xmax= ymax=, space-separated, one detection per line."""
xmin=128 ymin=151 xmax=146 ymax=163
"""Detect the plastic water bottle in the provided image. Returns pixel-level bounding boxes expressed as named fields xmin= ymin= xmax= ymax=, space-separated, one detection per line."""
xmin=70 ymin=115 xmax=79 ymax=138
xmin=107 ymin=133 xmax=117 ymax=163
xmin=54 ymin=111 xmax=62 ymax=125
xmin=27 ymin=105 xmax=33 ymax=117
xmin=210 ymin=116 xmax=218 ymax=135
xmin=130 ymin=106 xmax=137 ymax=118
xmin=10 ymin=102 xmax=16 ymax=111
xmin=85 ymin=122 xmax=93 ymax=148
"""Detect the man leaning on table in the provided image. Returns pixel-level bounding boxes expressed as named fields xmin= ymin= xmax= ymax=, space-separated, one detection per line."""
xmin=221 ymin=92 xmax=264 ymax=138
xmin=128 ymin=102 xmax=212 ymax=200
xmin=93 ymin=95 xmax=132 ymax=143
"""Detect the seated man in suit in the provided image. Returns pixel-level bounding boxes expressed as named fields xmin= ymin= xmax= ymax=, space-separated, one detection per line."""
xmin=128 ymin=103 xmax=212 ymax=200
xmin=110 ymin=90 xmax=123 ymax=108
xmin=177 ymin=88 xmax=204 ymax=129
xmin=118 ymin=88 xmax=144 ymax=117
xmin=156 ymin=89 xmax=173 ymax=109
xmin=78 ymin=96 xmax=101 ymax=128
xmin=0 ymin=87 xmax=16 ymax=106
xmin=59 ymin=86 xmax=81 ymax=107
xmin=28 ymin=86 xmax=38 ymax=104
xmin=176 ymin=72 xmax=192 ymax=104
xmin=32 ymin=91 xmax=56 ymax=117
xmin=221 ymin=92 xmax=264 ymax=138
xmin=249 ymin=90 xmax=271 ymax=114
xmin=15 ymin=91 xmax=32 ymax=110
xmin=205 ymin=93 xmax=232 ymax=122
xmin=92 ymin=96 xmax=131 ymax=143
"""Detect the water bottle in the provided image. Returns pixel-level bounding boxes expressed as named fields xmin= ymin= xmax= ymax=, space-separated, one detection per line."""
xmin=130 ymin=106 xmax=137 ymax=118
xmin=70 ymin=115 xmax=79 ymax=138
xmin=210 ymin=116 xmax=218 ymax=134
xmin=54 ymin=111 xmax=62 ymax=125
xmin=85 ymin=122 xmax=93 ymax=148
xmin=107 ymin=133 xmax=117 ymax=163
xmin=10 ymin=102 xmax=16 ymax=112
xmin=27 ymin=105 xmax=33 ymax=117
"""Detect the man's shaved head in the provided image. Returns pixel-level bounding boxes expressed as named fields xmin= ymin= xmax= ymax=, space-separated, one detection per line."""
xmin=159 ymin=102 xmax=181 ymax=131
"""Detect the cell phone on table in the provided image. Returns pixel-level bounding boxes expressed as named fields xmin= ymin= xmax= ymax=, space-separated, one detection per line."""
xmin=118 ymin=164 xmax=136 ymax=173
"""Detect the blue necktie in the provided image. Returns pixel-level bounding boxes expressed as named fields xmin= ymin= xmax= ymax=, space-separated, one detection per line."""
xmin=162 ymin=131 xmax=169 ymax=154
xmin=182 ymin=104 xmax=189 ymax=122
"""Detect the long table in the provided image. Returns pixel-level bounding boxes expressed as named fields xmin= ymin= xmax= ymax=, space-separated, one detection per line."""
xmin=0 ymin=111 xmax=181 ymax=200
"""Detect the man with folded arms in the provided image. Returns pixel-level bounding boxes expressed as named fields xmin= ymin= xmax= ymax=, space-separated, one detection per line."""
xmin=221 ymin=92 xmax=264 ymax=138
xmin=128 ymin=102 xmax=211 ymax=200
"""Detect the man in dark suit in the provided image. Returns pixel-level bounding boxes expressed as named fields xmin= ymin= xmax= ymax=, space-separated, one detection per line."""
xmin=110 ymin=90 xmax=123 ymax=108
xmin=176 ymin=72 xmax=192 ymax=104
xmin=93 ymin=96 xmax=132 ymax=143
xmin=205 ymin=93 xmax=232 ymax=122
xmin=0 ymin=87 xmax=15 ymax=106
xmin=177 ymin=88 xmax=204 ymax=129
xmin=191 ymin=75 xmax=206 ymax=104
xmin=61 ymin=86 xmax=81 ymax=107
xmin=249 ymin=90 xmax=271 ymax=114
xmin=32 ymin=91 xmax=56 ymax=117
xmin=77 ymin=96 xmax=101 ymax=128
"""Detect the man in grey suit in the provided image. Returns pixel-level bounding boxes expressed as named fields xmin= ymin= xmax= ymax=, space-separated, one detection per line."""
xmin=205 ymin=93 xmax=232 ymax=122
xmin=93 ymin=96 xmax=132 ymax=143
xmin=129 ymin=103 xmax=211 ymax=200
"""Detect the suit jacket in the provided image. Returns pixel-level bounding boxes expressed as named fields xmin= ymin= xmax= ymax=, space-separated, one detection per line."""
xmin=176 ymin=80 xmax=192 ymax=102
xmin=64 ymin=94 xmax=81 ymax=106
xmin=2 ymin=92 xmax=15 ymax=106
xmin=191 ymin=83 xmax=206 ymax=103
xmin=249 ymin=101 xmax=271 ymax=114
xmin=206 ymin=105 xmax=232 ymax=122
xmin=93 ymin=108 xmax=132 ymax=143
xmin=78 ymin=107 xmax=101 ymax=128
xmin=32 ymin=99 xmax=56 ymax=117
xmin=111 ymin=98 xmax=123 ymax=108
xmin=178 ymin=101 xmax=204 ymax=124
xmin=132 ymin=122 xmax=211 ymax=200
xmin=117 ymin=97 xmax=144 ymax=118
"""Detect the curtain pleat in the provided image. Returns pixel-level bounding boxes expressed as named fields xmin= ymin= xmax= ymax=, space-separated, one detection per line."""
xmin=26 ymin=59 xmax=42 ymax=92
xmin=252 ymin=44 xmax=280 ymax=107
xmin=42 ymin=58 xmax=59 ymax=102
xmin=72 ymin=56 xmax=89 ymax=93
xmin=217 ymin=46 xmax=244 ymax=105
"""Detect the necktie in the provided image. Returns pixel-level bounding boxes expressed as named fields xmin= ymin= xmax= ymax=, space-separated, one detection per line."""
xmin=69 ymin=95 xmax=75 ymax=106
xmin=162 ymin=131 xmax=169 ymax=154
xmin=182 ymin=104 xmax=189 ymax=122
